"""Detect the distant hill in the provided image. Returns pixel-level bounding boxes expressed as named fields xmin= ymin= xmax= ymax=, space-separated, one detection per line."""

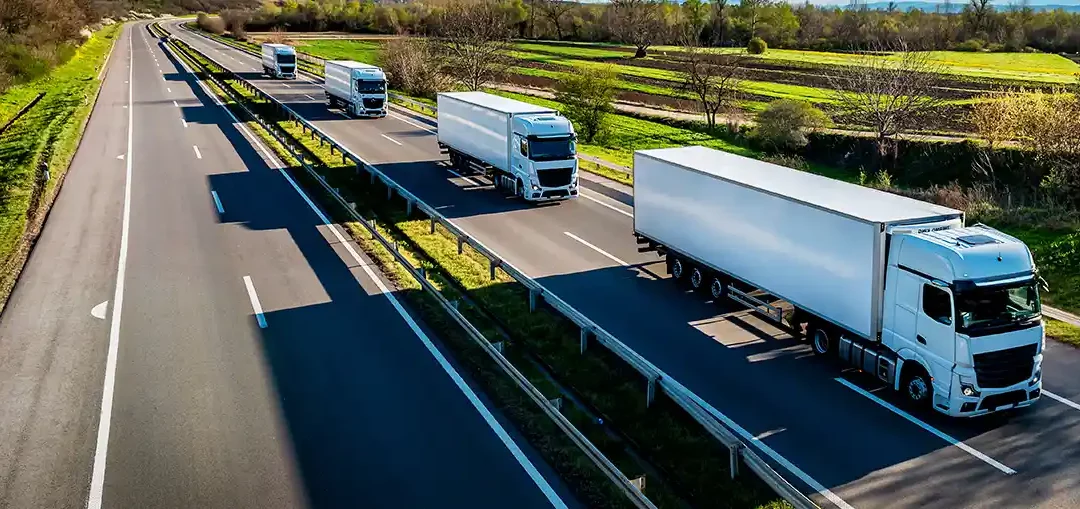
xmin=855 ymin=1 xmax=1080 ymax=12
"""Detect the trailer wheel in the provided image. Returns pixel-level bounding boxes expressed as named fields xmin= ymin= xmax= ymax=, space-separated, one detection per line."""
xmin=901 ymin=364 xmax=932 ymax=409
xmin=810 ymin=325 xmax=835 ymax=356
xmin=689 ymin=267 xmax=705 ymax=291
xmin=670 ymin=257 xmax=686 ymax=281
xmin=709 ymin=277 xmax=726 ymax=300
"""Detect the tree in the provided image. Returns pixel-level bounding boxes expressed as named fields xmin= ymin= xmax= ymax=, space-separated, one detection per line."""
xmin=610 ymin=0 xmax=667 ymax=58
xmin=736 ymin=0 xmax=767 ymax=41
xmin=680 ymin=42 xmax=745 ymax=130
xmin=753 ymin=99 xmax=832 ymax=151
xmin=437 ymin=0 xmax=513 ymax=91
xmin=380 ymin=38 xmax=450 ymax=98
xmin=197 ymin=12 xmax=226 ymax=35
xmin=707 ymin=0 xmax=729 ymax=45
xmin=965 ymin=0 xmax=993 ymax=36
xmin=828 ymin=40 xmax=945 ymax=170
xmin=968 ymin=94 xmax=1018 ymax=150
xmin=540 ymin=0 xmax=575 ymax=41
xmin=555 ymin=66 xmax=617 ymax=142
xmin=681 ymin=0 xmax=709 ymax=43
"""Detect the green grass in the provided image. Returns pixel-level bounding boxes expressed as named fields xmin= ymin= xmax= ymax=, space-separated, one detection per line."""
xmin=174 ymin=37 xmax=789 ymax=509
xmin=1046 ymin=319 xmax=1080 ymax=348
xmin=294 ymin=39 xmax=383 ymax=65
xmin=0 ymin=23 xmax=121 ymax=312
xmin=1004 ymin=227 xmax=1080 ymax=315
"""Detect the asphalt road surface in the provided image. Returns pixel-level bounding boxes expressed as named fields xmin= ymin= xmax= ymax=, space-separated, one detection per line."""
xmin=169 ymin=20 xmax=1080 ymax=509
xmin=0 ymin=22 xmax=578 ymax=509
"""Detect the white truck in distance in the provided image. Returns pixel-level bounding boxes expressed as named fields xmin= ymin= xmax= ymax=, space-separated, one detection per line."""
xmin=323 ymin=60 xmax=387 ymax=118
xmin=634 ymin=146 xmax=1044 ymax=417
xmin=260 ymin=43 xmax=296 ymax=79
xmin=437 ymin=91 xmax=578 ymax=201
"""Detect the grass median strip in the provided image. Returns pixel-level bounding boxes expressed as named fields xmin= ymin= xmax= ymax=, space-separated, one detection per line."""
xmin=0 ymin=23 xmax=121 ymax=313
xmin=171 ymin=38 xmax=789 ymax=509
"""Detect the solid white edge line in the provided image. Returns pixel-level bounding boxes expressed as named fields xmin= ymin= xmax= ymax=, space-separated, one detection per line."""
xmin=380 ymin=134 xmax=402 ymax=146
xmin=579 ymin=192 xmax=633 ymax=219
xmin=211 ymin=190 xmax=224 ymax=213
xmin=193 ymin=145 xmax=202 ymax=159
xmin=242 ymin=276 xmax=268 ymax=329
xmin=181 ymin=118 xmax=188 ymax=128
xmin=835 ymin=377 xmax=1016 ymax=475
xmin=1044 ymin=390 xmax=1080 ymax=412
xmin=171 ymin=43 xmax=567 ymax=508
xmin=564 ymin=232 xmax=629 ymax=267
xmin=390 ymin=112 xmax=437 ymax=134
xmin=87 ymin=24 xmax=134 ymax=509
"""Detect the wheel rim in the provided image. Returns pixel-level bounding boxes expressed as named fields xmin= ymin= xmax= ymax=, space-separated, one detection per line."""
xmin=672 ymin=259 xmax=684 ymax=279
xmin=813 ymin=329 xmax=830 ymax=354
xmin=690 ymin=268 xmax=703 ymax=288
xmin=710 ymin=279 xmax=724 ymax=299
xmin=907 ymin=376 xmax=929 ymax=402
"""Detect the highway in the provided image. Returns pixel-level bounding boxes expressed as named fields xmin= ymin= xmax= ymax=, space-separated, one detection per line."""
xmin=168 ymin=19 xmax=1080 ymax=509
xmin=0 ymin=22 xmax=577 ymax=509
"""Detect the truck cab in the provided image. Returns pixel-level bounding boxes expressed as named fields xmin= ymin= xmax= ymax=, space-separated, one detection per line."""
xmin=882 ymin=224 xmax=1044 ymax=416
xmin=261 ymin=44 xmax=296 ymax=79
xmin=348 ymin=67 xmax=387 ymax=118
xmin=510 ymin=114 xmax=578 ymax=200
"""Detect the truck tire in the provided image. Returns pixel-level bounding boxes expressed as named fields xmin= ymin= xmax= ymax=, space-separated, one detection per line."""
xmin=810 ymin=324 xmax=836 ymax=356
xmin=709 ymin=276 xmax=726 ymax=301
xmin=689 ymin=266 xmax=705 ymax=291
xmin=669 ymin=257 xmax=686 ymax=282
xmin=901 ymin=364 xmax=933 ymax=409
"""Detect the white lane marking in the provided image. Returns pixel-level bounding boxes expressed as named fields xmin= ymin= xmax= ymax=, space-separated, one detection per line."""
xmin=580 ymin=192 xmax=633 ymax=219
xmin=564 ymin=232 xmax=629 ymax=267
xmin=335 ymin=111 xmax=350 ymax=119
xmin=88 ymin=26 xmax=134 ymax=509
xmin=304 ymin=94 xmax=316 ymax=101
xmin=390 ymin=112 xmax=436 ymax=134
xmin=211 ymin=191 xmax=224 ymax=213
xmin=193 ymin=145 xmax=202 ymax=159
xmin=116 ymin=154 xmax=124 ymax=160
xmin=167 ymin=87 xmax=172 ymax=93
xmin=380 ymin=134 xmax=402 ymax=146
xmin=243 ymin=276 xmax=268 ymax=329
xmin=836 ymin=377 xmax=1016 ymax=475
xmin=91 ymin=301 xmax=108 ymax=320
xmin=181 ymin=119 xmax=188 ymax=128
xmin=445 ymin=168 xmax=480 ymax=186
xmin=179 ymin=54 xmax=567 ymax=505
xmin=173 ymin=100 xmax=179 ymax=108
xmin=281 ymin=83 xmax=290 ymax=88
xmin=1045 ymin=390 xmax=1080 ymax=412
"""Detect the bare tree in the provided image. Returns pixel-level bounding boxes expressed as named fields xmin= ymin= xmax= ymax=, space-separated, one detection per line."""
xmin=708 ymin=0 xmax=729 ymax=46
xmin=540 ymin=0 xmax=575 ymax=41
xmin=437 ymin=0 xmax=514 ymax=91
xmin=828 ymin=40 xmax=945 ymax=170
xmin=610 ymin=0 xmax=667 ymax=58
xmin=680 ymin=42 xmax=745 ymax=130
xmin=966 ymin=0 xmax=993 ymax=35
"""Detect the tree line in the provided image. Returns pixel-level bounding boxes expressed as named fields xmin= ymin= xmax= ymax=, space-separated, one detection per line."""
xmin=243 ymin=0 xmax=1080 ymax=54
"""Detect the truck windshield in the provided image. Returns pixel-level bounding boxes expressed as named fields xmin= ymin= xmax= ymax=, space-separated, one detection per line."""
xmin=356 ymin=80 xmax=385 ymax=94
xmin=528 ymin=137 xmax=575 ymax=161
xmin=277 ymin=54 xmax=296 ymax=65
xmin=955 ymin=281 xmax=1041 ymax=336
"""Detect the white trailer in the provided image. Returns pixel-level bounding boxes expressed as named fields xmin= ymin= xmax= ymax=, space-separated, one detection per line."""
xmin=323 ymin=60 xmax=387 ymax=118
xmin=260 ymin=43 xmax=296 ymax=79
xmin=634 ymin=146 xmax=1045 ymax=417
xmin=437 ymin=91 xmax=578 ymax=201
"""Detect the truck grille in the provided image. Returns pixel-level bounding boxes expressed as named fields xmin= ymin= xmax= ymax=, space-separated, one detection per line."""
xmin=537 ymin=167 xmax=573 ymax=188
xmin=977 ymin=390 xmax=1027 ymax=411
xmin=973 ymin=344 xmax=1037 ymax=388
xmin=362 ymin=98 xmax=384 ymax=109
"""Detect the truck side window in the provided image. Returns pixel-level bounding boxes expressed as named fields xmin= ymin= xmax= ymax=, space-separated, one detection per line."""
xmin=922 ymin=285 xmax=953 ymax=325
xmin=519 ymin=137 xmax=528 ymax=157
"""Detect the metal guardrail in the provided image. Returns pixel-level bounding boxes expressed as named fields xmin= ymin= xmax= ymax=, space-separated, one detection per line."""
xmin=163 ymin=22 xmax=821 ymax=509
xmin=158 ymin=24 xmax=656 ymax=509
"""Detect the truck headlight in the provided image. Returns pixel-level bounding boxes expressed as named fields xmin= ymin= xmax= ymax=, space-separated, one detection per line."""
xmin=531 ymin=184 xmax=540 ymax=191
xmin=961 ymin=384 xmax=979 ymax=397
xmin=1030 ymin=369 xmax=1041 ymax=386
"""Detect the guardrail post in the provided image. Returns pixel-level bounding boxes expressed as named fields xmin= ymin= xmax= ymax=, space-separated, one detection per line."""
xmin=457 ymin=236 xmax=464 ymax=255
xmin=630 ymin=475 xmax=646 ymax=493
xmin=548 ymin=397 xmax=563 ymax=411
xmin=580 ymin=329 xmax=589 ymax=354
xmin=528 ymin=289 xmax=538 ymax=312
xmin=406 ymin=199 xmax=413 ymax=216
xmin=646 ymin=376 xmax=658 ymax=407
xmin=729 ymin=443 xmax=742 ymax=480
xmin=429 ymin=217 xmax=436 ymax=234
xmin=342 ymin=153 xmax=347 ymax=165
xmin=489 ymin=260 xmax=497 ymax=280
xmin=418 ymin=267 xmax=425 ymax=280
xmin=492 ymin=341 xmax=504 ymax=353
xmin=386 ymin=185 xmax=393 ymax=201
xmin=370 ymin=172 xmax=376 ymax=184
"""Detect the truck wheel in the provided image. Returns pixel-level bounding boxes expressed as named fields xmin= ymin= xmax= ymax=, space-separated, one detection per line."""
xmin=709 ymin=277 xmax=726 ymax=301
xmin=902 ymin=365 xmax=932 ymax=409
xmin=670 ymin=257 xmax=686 ymax=282
xmin=810 ymin=325 xmax=835 ymax=356
xmin=689 ymin=267 xmax=705 ymax=291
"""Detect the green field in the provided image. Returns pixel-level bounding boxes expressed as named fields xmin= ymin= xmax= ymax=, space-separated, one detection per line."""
xmin=0 ymin=23 xmax=121 ymax=310
xmin=294 ymin=39 xmax=384 ymax=65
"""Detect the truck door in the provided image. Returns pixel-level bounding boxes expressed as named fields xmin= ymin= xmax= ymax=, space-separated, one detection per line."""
xmin=917 ymin=281 xmax=957 ymax=388
xmin=512 ymin=134 xmax=528 ymax=182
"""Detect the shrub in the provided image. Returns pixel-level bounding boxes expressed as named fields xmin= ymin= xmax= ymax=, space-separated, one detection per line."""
xmin=986 ymin=42 xmax=1006 ymax=52
xmin=555 ymin=66 xmax=617 ymax=143
xmin=197 ymin=12 xmax=226 ymax=35
xmin=752 ymin=99 xmax=831 ymax=151
xmin=379 ymin=38 xmax=450 ymax=98
xmin=955 ymin=38 xmax=985 ymax=52
xmin=747 ymin=37 xmax=767 ymax=55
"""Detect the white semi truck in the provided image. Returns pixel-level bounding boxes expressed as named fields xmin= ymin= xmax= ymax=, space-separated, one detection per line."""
xmin=437 ymin=92 xmax=578 ymax=201
xmin=633 ymin=146 xmax=1045 ymax=417
xmin=260 ymin=43 xmax=296 ymax=79
xmin=324 ymin=60 xmax=387 ymax=118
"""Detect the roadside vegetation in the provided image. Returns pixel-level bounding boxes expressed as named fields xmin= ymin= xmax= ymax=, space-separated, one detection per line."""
xmin=0 ymin=23 xmax=121 ymax=313
xmin=167 ymin=33 xmax=789 ymax=509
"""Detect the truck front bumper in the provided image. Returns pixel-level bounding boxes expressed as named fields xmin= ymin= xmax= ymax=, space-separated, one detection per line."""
xmin=525 ymin=186 xmax=578 ymax=201
xmin=940 ymin=371 xmax=1041 ymax=417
